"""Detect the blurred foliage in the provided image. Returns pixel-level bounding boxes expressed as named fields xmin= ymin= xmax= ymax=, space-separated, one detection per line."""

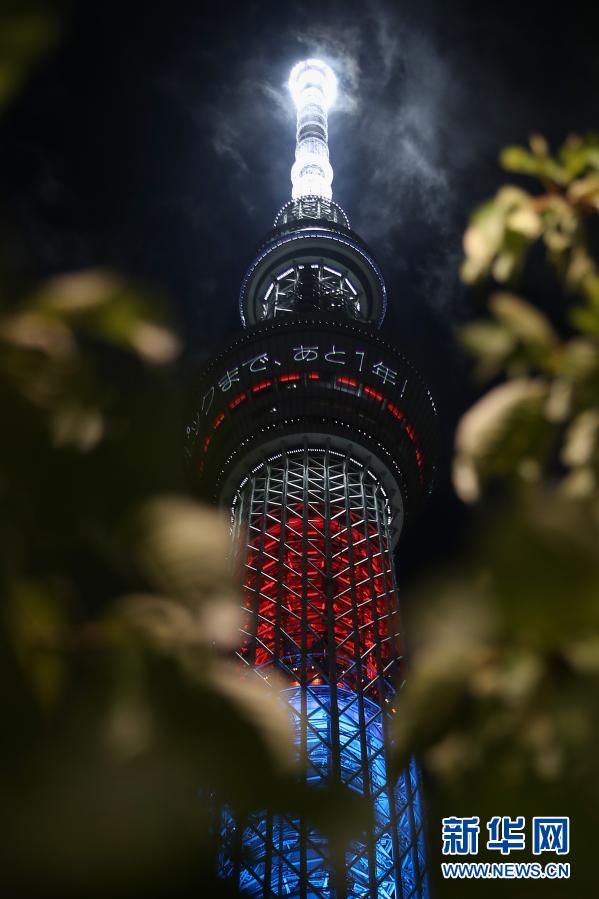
xmin=0 ymin=8 xmax=367 ymax=898
xmin=0 ymin=266 xmax=306 ymax=897
xmin=0 ymin=0 xmax=64 ymax=111
xmin=393 ymin=134 xmax=599 ymax=896
xmin=456 ymin=132 xmax=599 ymax=502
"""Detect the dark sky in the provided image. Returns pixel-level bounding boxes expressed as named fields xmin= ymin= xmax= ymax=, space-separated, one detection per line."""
xmin=2 ymin=0 xmax=599 ymax=574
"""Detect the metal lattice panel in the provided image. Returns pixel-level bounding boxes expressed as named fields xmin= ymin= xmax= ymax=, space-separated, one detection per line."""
xmin=258 ymin=262 xmax=364 ymax=321
xmin=220 ymin=449 xmax=428 ymax=897
xmin=273 ymin=197 xmax=350 ymax=229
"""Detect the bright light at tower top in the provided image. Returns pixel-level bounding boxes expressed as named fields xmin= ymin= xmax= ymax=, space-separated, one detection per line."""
xmin=288 ymin=59 xmax=337 ymax=201
xmin=288 ymin=58 xmax=337 ymax=110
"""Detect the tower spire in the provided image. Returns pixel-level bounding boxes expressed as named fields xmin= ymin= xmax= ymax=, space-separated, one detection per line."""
xmin=288 ymin=59 xmax=337 ymax=200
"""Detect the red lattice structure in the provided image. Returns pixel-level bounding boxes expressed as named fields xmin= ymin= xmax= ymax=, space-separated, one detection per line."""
xmin=234 ymin=448 xmax=403 ymax=694
xmin=222 ymin=448 xmax=427 ymax=898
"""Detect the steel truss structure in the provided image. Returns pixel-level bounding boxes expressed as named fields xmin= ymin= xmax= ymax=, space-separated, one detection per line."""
xmin=274 ymin=197 xmax=350 ymax=229
xmin=258 ymin=261 xmax=364 ymax=323
xmin=218 ymin=450 xmax=427 ymax=897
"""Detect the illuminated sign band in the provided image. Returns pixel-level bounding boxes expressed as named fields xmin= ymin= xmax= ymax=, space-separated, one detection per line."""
xmin=198 ymin=341 xmax=407 ymax=415
xmin=187 ymin=320 xmax=438 ymax=516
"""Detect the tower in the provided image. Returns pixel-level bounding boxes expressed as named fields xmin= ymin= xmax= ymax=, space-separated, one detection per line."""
xmin=187 ymin=59 xmax=437 ymax=898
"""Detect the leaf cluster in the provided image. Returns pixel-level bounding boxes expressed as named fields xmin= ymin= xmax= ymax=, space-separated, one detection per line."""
xmin=395 ymin=135 xmax=599 ymax=896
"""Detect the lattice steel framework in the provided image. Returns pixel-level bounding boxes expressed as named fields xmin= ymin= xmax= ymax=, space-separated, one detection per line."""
xmin=219 ymin=449 xmax=428 ymax=898
xmin=274 ymin=197 xmax=350 ymax=228
xmin=258 ymin=262 xmax=364 ymax=322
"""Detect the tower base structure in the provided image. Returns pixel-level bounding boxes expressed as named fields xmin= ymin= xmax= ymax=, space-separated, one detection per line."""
xmin=219 ymin=690 xmax=426 ymax=898
xmin=214 ymin=450 xmax=428 ymax=898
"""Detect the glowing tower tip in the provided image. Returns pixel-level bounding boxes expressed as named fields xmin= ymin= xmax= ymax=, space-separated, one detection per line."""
xmin=288 ymin=59 xmax=337 ymax=201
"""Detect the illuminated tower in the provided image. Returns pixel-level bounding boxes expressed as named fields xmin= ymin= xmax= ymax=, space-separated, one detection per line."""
xmin=187 ymin=59 xmax=436 ymax=898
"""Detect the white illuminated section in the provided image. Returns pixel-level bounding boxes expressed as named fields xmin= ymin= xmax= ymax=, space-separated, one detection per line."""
xmin=288 ymin=59 xmax=337 ymax=201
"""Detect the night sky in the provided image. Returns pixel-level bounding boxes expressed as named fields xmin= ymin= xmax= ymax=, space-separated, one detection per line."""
xmin=2 ymin=0 xmax=599 ymax=578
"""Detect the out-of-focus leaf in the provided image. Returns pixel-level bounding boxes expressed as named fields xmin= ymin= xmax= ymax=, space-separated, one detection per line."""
xmin=103 ymin=671 xmax=155 ymax=762
xmin=564 ymin=636 xmax=599 ymax=674
xmin=501 ymin=145 xmax=542 ymax=174
xmin=544 ymin=378 xmax=572 ymax=423
xmin=542 ymin=194 xmax=579 ymax=254
xmin=6 ymin=578 xmax=67 ymax=709
xmin=0 ymin=1 xmax=61 ymax=111
xmin=568 ymin=173 xmax=599 ymax=210
xmin=571 ymin=303 xmax=599 ymax=336
xmin=461 ymin=188 xmax=539 ymax=284
xmin=561 ymin=408 xmax=599 ymax=468
xmin=560 ymin=465 xmax=596 ymax=498
xmin=555 ymin=336 xmax=599 ymax=382
xmin=506 ymin=206 xmax=542 ymax=239
xmin=32 ymin=270 xmax=181 ymax=364
xmin=529 ymin=133 xmax=549 ymax=157
xmin=565 ymin=244 xmax=596 ymax=291
xmin=130 ymin=495 xmax=236 ymax=612
xmin=391 ymin=586 xmax=497 ymax=771
xmin=581 ymin=272 xmax=599 ymax=306
xmin=208 ymin=662 xmax=296 ymax=773
xmin=491 ymin=230 xmax=529 ymax=282
xmin=559 ymin=132 xmax=599 ymax=178
xmin=0 ymin=310 xmax=76 ymax=358
xmin=458 ymin=321 xmax=514 ymax=380
xmin=453 ymin=378 xmax=549 ymax=501
xmin=120 ymin=592 xmax=241 ymax=652
xmin=50 ymin=403 xmax=104 ymax=450
xmin=500 ymin=143 xmax=567 ymax=184
xmin=489 ymin=292 xmax=557 ymax=349
xmin=461 ymin=199 xmax=508 ymax=283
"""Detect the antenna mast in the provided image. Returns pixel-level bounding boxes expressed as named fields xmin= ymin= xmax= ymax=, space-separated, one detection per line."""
xmin=288 ymin=59 xmax=337 ymax=200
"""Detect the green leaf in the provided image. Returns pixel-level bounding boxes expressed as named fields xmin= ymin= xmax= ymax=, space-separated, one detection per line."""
xmin=491 ymin=230 xmax=530 ymax=283
xmin=570 ymin=305 xmax=599 ymax=337
xmin=561 ymin=409 xmax=599 ymax=468
xmin=128 ymin=495 xmax=238 ymax=619
xmin=489 ymin=292 xmax=557 ymax=349
xmin=555 ymin=337 xmax=599 ymax=382
xmin=6 ymin=578 xmax=67 ymax=710
xmin=458 ymin=321 xmax=514 ymax=380
xmin=501 ymin=144 xmax=567 ymax=184
xmin=529 ymin=134 xmax=549 ymax=157
xmin=501 ymin=145 xmax=543 ymax=174
xmin=32 ymin=271 xmax=180 ymax=364
xmin=0 ymin=2 xmax=61 ymax=111
xmin=559 ymin=133 xmax=599 ymax=178
xmin=453 ymin=378 xmax=550 ymax=501
xmin=462 ymin=200 xmax=509 ymax=283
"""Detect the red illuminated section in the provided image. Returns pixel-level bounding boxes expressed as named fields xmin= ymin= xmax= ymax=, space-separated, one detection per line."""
xmin=336 ymin=375 xmax=359 ymax=388
xmin=240 ymin=504 xmax=399 ymax=687
xmin=229 ymin=393 xmax=247 ymax=409
xmin=252 ymin=379 xmax=273 ymax=393
xmin=203 ymin=371 xmax=425 ymax=478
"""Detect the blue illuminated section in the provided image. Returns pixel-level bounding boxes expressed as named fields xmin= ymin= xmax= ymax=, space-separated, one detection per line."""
xmin=219 ymin=685 xmax=428 ymax=898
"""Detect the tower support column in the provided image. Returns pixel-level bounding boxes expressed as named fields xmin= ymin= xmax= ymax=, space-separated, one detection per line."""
xmin=218 ymin=449 xmax=427 ymax=898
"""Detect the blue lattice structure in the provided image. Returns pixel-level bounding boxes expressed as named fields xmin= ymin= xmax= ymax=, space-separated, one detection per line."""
xmin=187 ymin=59 xmax=437 ymax=897
xmin=220 ymin=686 xmax=427 ymax=898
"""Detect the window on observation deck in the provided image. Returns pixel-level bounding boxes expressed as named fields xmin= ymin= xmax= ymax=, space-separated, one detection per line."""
xmin=259 ymin=262 xmax=364 ymax=320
